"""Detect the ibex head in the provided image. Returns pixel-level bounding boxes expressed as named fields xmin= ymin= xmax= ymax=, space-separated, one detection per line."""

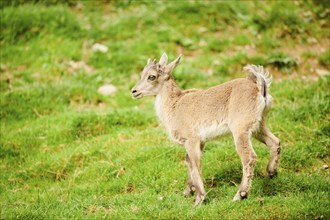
xmin=131 ymin=53 xmax=181 ymax=99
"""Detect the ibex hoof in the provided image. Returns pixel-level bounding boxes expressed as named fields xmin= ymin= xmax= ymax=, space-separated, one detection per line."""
xmin=183 ymin=186 xmax=195 ymax=197
xmin=233 ymin=191 xmax=248 ymax=201
xmin=183 ymin=189 xmax=192 ymax=197
xmin=267 ymin=170 xmax=278 ymax=179
xmin=194 ymin=194 xmax=205 ymax=207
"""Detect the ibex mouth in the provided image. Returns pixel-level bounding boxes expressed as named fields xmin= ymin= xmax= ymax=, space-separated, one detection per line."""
xmin=133 ymin=92 xmax=143 ymax=99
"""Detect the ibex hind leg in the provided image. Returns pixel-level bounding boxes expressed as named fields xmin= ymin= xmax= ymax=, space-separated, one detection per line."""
xmin=254 ymin=125 xmax=281 ymax=178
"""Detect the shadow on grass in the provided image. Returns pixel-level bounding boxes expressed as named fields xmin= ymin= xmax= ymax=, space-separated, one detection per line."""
xmin=202 ymin=165 xmax=328 ymax=203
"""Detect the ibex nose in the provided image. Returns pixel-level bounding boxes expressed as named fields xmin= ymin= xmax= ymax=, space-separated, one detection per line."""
xmin=132 ymin=89 xmax=137 ymax=94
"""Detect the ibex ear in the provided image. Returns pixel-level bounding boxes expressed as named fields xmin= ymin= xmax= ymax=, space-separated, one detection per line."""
xmin=165 ymin=54 xmax=182 ymax=75
xmin=147 ymin=58 xmax=152 ymax=65
xmin=159 ymin=52 xmax=168 ymax=66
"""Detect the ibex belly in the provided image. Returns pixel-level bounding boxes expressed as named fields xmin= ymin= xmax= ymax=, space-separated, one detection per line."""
xmin=198 ymin=122 xmax=230 ymax=141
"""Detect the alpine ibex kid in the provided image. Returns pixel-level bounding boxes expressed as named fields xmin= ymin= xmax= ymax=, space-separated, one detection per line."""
xmin=131 ymin=53 xmax=281 ymax=206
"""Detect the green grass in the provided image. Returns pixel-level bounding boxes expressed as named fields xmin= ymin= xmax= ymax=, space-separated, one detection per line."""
xmin=1 ymin=1 xmax=329 ymax=219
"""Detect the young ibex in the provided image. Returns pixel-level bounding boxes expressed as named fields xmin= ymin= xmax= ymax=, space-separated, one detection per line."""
xmin=131 ymin=53 xmax=281 ymax=206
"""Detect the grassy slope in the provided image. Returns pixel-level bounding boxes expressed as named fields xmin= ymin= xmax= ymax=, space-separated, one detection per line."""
xmin=1 ymin=1 xmax=329 ymax=219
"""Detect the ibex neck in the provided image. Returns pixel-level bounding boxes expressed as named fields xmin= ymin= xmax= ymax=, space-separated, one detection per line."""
xmin=160 ymin=79 xmax=181 ymax=99
xmin=155 ymin=79 xmax=181 ymax=126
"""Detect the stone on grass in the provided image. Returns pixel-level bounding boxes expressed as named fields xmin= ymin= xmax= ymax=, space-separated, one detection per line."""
xmin=98 ymin=84 xmax=117 ymax=96
xmin=92 ymin=43 xmax=108 ymax=53
xmin=316 ymin=69 xmax=329 ymax=76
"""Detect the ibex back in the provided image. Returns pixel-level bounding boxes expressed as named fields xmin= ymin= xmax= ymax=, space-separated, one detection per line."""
xmin=131 ymin=53 xmax=281 ymax=206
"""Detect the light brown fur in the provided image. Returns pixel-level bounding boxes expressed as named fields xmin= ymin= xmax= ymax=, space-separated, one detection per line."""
xmin=132 ymin=53 xmax=281 ymax=206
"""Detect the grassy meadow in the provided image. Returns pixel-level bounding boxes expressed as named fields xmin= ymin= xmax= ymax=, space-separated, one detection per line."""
xmin=1 ymin=0 xmax=329 ymax=219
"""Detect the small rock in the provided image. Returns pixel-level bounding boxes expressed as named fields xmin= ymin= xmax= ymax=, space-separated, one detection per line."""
xmin=307 ymin=37 xmax=317 ymax=44
xmin=316 ymin=69 xmax=329 ymax=76
xmin=0 ymin=64 xmax=7 ymax=72
xmin=97 ymin=84 xmax=117 ymax=96
xmin=75 ymin=2 xmax=84 ymax=10
xmin=212 ymin=60 xmax=220 ymax=66
xmin=323 ymin=164 xmax=329 ymax=170
xmin=198 ymin=27 xmax=208 ymax=33
xmin=92 ymin=43 xmax=108 ymax=53
xmin=207 ymin=69 xmax=213 ymax=76
xmin=198 ymin=39 xmax=207 ymax=47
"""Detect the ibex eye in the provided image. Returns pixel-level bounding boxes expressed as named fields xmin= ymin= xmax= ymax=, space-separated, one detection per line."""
xmin=148 ymin=75 xmax=156 ymax=81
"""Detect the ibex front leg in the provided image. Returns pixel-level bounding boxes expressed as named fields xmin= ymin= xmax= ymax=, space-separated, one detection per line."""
xmin=185 ymin=139 xmax=205 ymax=206
xmin=183 ymin=143 xmax=204 ymax=197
